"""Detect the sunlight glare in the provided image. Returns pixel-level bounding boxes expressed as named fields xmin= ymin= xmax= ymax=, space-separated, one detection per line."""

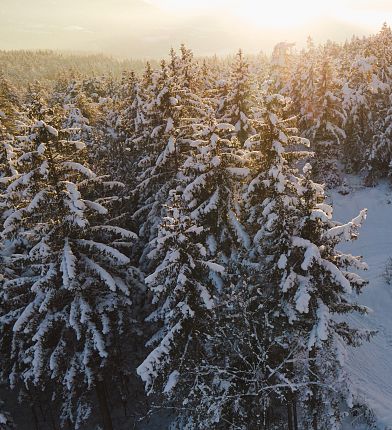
xmin=146 ymin=0 xmax=328 ymax=28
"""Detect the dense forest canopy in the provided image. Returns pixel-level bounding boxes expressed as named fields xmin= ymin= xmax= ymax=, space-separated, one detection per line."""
xmin=0 ymin=23 xmax=391 ymax=430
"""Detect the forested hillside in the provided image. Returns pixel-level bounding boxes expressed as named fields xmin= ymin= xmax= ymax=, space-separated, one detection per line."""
xmin=0 ymin=50 xmax=154 ymax=86
xmin=0 ymin=23 xmax=391 ymax=430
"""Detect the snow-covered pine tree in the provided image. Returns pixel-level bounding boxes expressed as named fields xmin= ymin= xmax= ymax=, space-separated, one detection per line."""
xmin=0 ymin=74 xmax=20 ymax=139
xmin=0 ymin=401 xmax=14 ymax=430
xmin=177 ymin=44 xmax=202 ymax=94
xmin=61 ymin=79 xmax=94 ymax=144
xmin=114 ymin=71 xmax=139 ymax=142
xmin=270 ymin=42 xmax=296 ymax=95
xmin=342 ymin=55 xmax=375 ymax=173
xmin=134 ymin=60 xmax=184 ymax=252
xmin=170 ymin=90 xmax=371 ymax=429
xmin=135 ymin=52 xmax=210 ymax=260
xmin=23 ymin=80 xmax=49 ymax=122
xmin=243 ymin=92 xmax=370 ymax=429
xmin=218 ymin=50 xmax=255 ymax=145
xmin=0 ymin=120 xmax=140 ymax=429
xmin=366 ymin=92 xmax=392 ymax=180
xmin=370 ymin=22 xmax=392 ymax=96
xmin=181 ymin=112 xmax=250 ymax=270
xmin=0 ymin=76 xmax=21 ymax=181
xmin=137 ymin=191 xmax=222 ymax=399
xmin=364 ymin=23 xmax=392 ymax=183
xmin=309 ymin=51 xmax=346 ymax=187
xmin=288 ymin=37 xmax=318 ymax=137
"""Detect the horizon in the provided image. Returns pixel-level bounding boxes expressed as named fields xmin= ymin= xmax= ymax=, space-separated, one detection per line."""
xmin=0 ymin=0 xmax=391 ymax=58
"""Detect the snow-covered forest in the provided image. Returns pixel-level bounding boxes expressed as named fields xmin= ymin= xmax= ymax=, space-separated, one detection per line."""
xmin=0 ymin=23 xmax=392 ymax=430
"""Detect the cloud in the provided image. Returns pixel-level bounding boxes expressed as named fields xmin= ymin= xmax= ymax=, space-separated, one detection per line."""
xmin=63 ymin=25 xmax=93 ymax=33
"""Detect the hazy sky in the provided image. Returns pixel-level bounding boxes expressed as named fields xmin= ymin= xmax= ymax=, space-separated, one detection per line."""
xmin=0 ymin=0 xmax=391 ymax=58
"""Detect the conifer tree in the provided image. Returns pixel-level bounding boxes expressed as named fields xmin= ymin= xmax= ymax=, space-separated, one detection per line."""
xmin=364 ymin=23 xmax=392 ymax=183
xmin=137 ymin=191 xmax=222 ymax=397
xmin=0 ymin=74 xmax=21 ymax=141
xmin=270 ymin=42 xmax=296 ymax=94
xmin=310 ymin=52 xmax=346 ymax=187
xmin=288 ymin=37 xmax=318 ymax=136
xmin=342 ymin=55 xmax=375 ymax=173
xmin=218 ymin=50 xmax=255 ymax=144
xmin=0 ymin=120 xmax=140 ymax=429
xmin=181 ymin=113 xmax=250 ymax=269
xmin=167 ymin=91 xmax=370 ymax=430
xmin=243 ymin=92 xmax=370 ymax=429
xmin=0 ymin=402 xmax=14 ymax=430
xmin=135 ymin=52 xmax=210 ymax=256
xmin=366 ymin=93 xmax=392 ymax=180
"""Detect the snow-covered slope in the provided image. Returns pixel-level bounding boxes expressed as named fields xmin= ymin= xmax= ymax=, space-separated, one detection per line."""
xmin=330 ymin=178 xmax=392 ymax=429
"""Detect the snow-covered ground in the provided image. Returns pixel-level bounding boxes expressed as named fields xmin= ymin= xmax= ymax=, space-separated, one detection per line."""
xmin=331 ymin=177 xmax=392 ymax=429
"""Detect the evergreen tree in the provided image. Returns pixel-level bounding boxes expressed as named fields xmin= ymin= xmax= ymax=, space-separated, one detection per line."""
xmin=366 ymin=92 xmax=392 ymax=180
xmin=0 ymin=120 xmax=140 ymax=429
xmin=364 ymin=23 xmax=392 ymax=183
xmin=270 ymin=42 xmax=295 ymax=94
xmin=310 ymin=52 xmax=346 ymax=187
xmin=342 ymin=55 xmax=375 ymax=173
xmin=181 ymin=113 xmax=250 ymax=269
xmin=0 ymin=401 xmax=14 ymax=430
xmin=288 ymin=37 xmax=318 ymax=136
xmin=218 ymin=50 xmax=255 ymax=144
xmin=135 ymin=53 xmax=209 ymax=257
xmin=243 ymin=93 xmax=370 ymax=429
xmin=167 ymin=92 xmax=370 ymax=429
xmin=0 ymin=74 xmax=21 ymax=138
xmin=137 ymin=192 xmax=221 ymax=397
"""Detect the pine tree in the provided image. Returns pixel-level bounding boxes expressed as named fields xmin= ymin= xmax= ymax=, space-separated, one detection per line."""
xmin=0 ymin=74 xmax=20 ymax=138
xmin=181 ymin=113 xmax=250 ymax=269
xmin=342 ymin=55 xmax=375 ymax=173
xmin=243 ymin=92 xmax=370 ymax=429
xmin=366 ymin=92 xmax=392 ymax=179
xmin=0 ymin=401 xmax=14 ymax=430
xmin=134 ymin=60 xmax=184 ymax=251
xmin=270 ymin=42 xmax=296 ymax=94
xmin=218 ymin=50 xmax=255 ymax=144
xmin=137 ymin=192 xmax=221 ymax=397
xmin=310 ymin=51 xmax=346 ymax=187
xmin=135 ymin=53 xmax=210 ymax=256
xmin=0 ymin=120 xmax=140 ymax=429
xmin=62 ymin=79 xmax=94 ymax=143
xmin=288 ymin=37 xmax=318 ymax=136
xmin=364 ymin=23 xmax=392 ymax=183
xmin=167 ymin=91 xmax=371 ymax=429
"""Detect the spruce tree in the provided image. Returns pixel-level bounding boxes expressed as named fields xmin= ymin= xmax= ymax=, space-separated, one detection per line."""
xmin=137 ymin=192 xmax=221 ymax=397
xmin=218 ymin=50 xmax=255 ymax=144
xmin=310 ymin=52 xmax=346 ymax=187
xmin=167 ymin=91 xmax=371 ymax=429
xmin=181 ymin=113 xmax=250 ymax=269
xmin=288 ymin=37 xmax=318 ymax=137
xmin=0 ymin=120 xmax=140 ymax=429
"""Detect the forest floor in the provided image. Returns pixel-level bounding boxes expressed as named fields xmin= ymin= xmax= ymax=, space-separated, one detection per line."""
xmin=331 ymin=176 xmax=392 ymax=429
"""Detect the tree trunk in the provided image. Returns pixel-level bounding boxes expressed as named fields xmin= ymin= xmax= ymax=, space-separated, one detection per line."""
xmin=287 ymin=397 xmax=294 ymax=430
xmin=31 ymin=405 xmax=39 ymax=430
xmin=309 ymin=347 xmax=318 ymax=430
xmin=96 ymin=380 xmax=114 ymax=430
xmin=293 ymin=398 xmax=298 ymax=430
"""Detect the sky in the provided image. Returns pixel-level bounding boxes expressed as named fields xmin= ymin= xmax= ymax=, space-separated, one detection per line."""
xmin=0 ymin=0 xmax=391 ymax=58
